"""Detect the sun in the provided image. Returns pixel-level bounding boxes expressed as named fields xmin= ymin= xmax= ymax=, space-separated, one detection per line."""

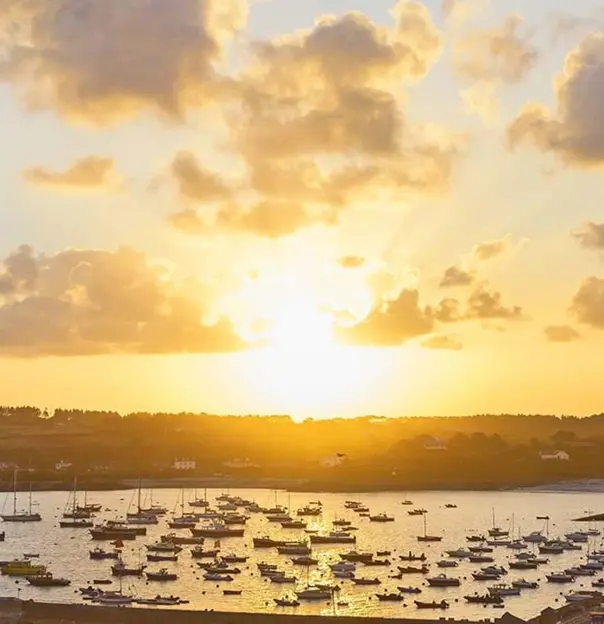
xmin=267 ymin=302 xmax=334 ymax=353
xmin=244 ymin=301 xmax=387 ymax=419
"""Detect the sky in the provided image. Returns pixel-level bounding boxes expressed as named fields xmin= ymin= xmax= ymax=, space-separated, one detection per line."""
xmin=1 ymin=0 xmax=604 ymax=419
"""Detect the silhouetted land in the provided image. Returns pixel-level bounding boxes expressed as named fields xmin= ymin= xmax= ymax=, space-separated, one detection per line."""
xmin=2 ymin=407 xmax=604 ymax=491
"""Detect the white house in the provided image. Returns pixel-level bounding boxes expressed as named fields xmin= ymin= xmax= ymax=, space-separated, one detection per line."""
xmin=173 ymin=458 xmax=196 ymax=471
xmin=540 ymin=450 xmax=570 ymax=461
xmin=55 ymin=460 xmax=72 ymax=471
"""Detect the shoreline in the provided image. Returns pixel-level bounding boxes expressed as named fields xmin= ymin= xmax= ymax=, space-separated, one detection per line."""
xmin=0 ymin=476 xmax=602 ymax=493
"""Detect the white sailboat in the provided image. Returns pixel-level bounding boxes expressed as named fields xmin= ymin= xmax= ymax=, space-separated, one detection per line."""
xmin=1 ymin=469 xmax=41 ymax=522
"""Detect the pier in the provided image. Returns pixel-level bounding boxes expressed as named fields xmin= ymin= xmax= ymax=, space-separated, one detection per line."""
xmin=1 ymin=597 xmax=602 ymax=624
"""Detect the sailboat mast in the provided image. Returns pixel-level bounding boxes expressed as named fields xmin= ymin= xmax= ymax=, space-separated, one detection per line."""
xmin=28 ymin=482 xmax=32 ymax=515
xmin=137 ymin=478 xmax=142 ymax=512
xmin=73 ymin=476 xmax=77 ymax=515
xmin=12 ymin=468 xmax=17 ymax=515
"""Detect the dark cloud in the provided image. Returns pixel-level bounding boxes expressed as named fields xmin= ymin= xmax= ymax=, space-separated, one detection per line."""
xmin=23 ymin=157 xmax=117 ymax=190
xmin=573 ymin=222 xmax=604 ymax=251
xmin=466 ymin=284 xmax=523 ymax=320
xmin=508 ymin=34 xmax=604 ymax=165
xmin=421 ymin=334 xmax=463 ymax=350
xmin=544 ymin=325 xmax=580 ymax=343
xmin=440 ymin=265 xmax=474 ymax=287
xmin=571 ymin=277 xmax=604 ymax=329
xmin=336 ymin=289 xmax=434 ymax=346
xmin=0 ymin=245 xmax=243 ymax=356
xmin=0 ymin=0 xmax=246 ymax=124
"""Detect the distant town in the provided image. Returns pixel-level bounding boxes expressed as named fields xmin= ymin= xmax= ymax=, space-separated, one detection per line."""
xmin=0 ymin=407 xmax=602 ymax=491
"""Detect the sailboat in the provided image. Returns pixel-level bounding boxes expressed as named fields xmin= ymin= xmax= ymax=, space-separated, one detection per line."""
xmin=168 ymin=489 xmax=197 ymax=529
xmin=60 ymin=477 xmax=93 ymax=528
xmin=489 ymin=508 xmax=509 ymax=537
xmin=127 ymin=479 xmax=159 ymax=525
xmin=189 ymin=488 xmax=209 ymax=508
xmin=417 ymin=514 xmax=442 ymax=542
xmin=1 ymin=469 xmax=41 ymax=522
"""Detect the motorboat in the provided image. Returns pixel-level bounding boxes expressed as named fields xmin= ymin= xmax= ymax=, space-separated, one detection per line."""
xmin=397 ymin=586 xmax=422 ymax=594
xmin=26 ymin=572 xmax=71 ymax=587
xmin=446 ymin=548 xmax=472 ymax=558
xmin=523 ymin=531 xmax=546 ymax=543
xmin=472 ymin=570 xmax=501 ymax=581
xmin=1 ymin=560 xmax=46 ymax=576
xmin=111 ymin=561 xmax=146 ymax=577
xmin=468 ymin=555 xmax=494 ymax=563
xmin=399 ymin=552 xmax=426 ymax=562
xmin=488 ymin=584 xmax=521 ymax=596
xmin=398 ymin=565 xmax=429 ymax=575
xmin=146 ymin=553 xmax=178 ymax=562
xmin=274 ymin=597 xmax=300 ymax=607
xmin=310 ymin=531 xmax=355 ymax=544
xmin=565 ymin=591 xmax=600 ymax=602
xmin=376 ymin=592 xmax=404 ymax=601
xmin=507 ymin=540 xmax=528 ymax=550
xmin=415 ymin=600 xmax=449 ymax=609
xmin=89 ymin=548 xmax=119 ymax=560
xmin=546 ymin=572 xmax=575 ymax=583
xmin=512 ymin=579 xmax=539 ymax=589
xmin=565 ymin=567 xmax=595 ymax=577
xmin=351 ymin=577 xmax=381 ymax=585
xmin=465 ymin=594 xmax=503 ymax=604
xmin=204 ymin=573 xmax=233 ymax=581
xmin=136 ymin=595 xmax=184 ymax=606
xmin=340 ymin=551 xmax=373 ymax=563
xmin=291 ymin=556 xmax=318 ymax=566
xmin=540 ymin=541 xmax=565 ymax=554
xmin=427 ymin=573 xmax=460 ymax=587
xmin=509 ymin=560 xmax=538 ymax=570
xmin=438 ymin=560 xmax=459 ymax=568
xmin=466 ymin=535 xmax=487 ymax=542
xmin=296 ymin=587 xmax=332 ymax=600
xmin=369 ymin=513 xmax=394 ymax=523
xmin=146 ymin=568 xmax=178 ymax=582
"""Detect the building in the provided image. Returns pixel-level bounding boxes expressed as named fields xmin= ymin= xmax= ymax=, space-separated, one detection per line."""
xmin=55 ymin=460 xmax=72 ymax=471
xmin=540 ymin=450 xmax=570 ymax=461
xmin=173 ymin=458 xmax=196 ymax=471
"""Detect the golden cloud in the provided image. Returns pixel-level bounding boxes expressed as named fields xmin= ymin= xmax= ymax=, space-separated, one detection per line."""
xmin=0 ymin=0 xmax=246 ymax=124
xmin=440 ymin=265 xmax=475 ymax=288
xmin=508 ymin=33 xmax=604 ymax=165
xmin=544 ymin=325 xmax=580 ymax=343
xmin=0 ymin=245 xmax=244 ymax=356
xmin=571 ymin=277 xmax=604 ymax=329
xmin=170 ymin=151 xmax=233 ymax=203
xmin=23 ymin=156 xmax=118 ymax=190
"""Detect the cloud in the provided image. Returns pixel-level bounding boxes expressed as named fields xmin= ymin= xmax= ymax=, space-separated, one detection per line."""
xmin=231 ymin=3 xmax=461 ymax=206
xmin=421 ymin=334 xmax=463 ymax=350
xmin=571 ymin=277 xmax=604 ymax=329
xmin=165 ymin=3 xmax=463 ymax=239
xmin=336 ymin=289 xmax=434 ymax=346
xmin=435 ymin=297 xmax=463 ymax=323
xmin=508 ymin=34 xmax=604 ymax=165
xmin=466 ymin=284 xmax=523 ymax=320
xmin=339 ymin=256 xmax=366 ymax=269
xmin=170 ymin=152 xmax=233 ymax=203
xmin=23 ymin=157 xmax=118 ymax=190
xmin=0 ymin=245 xmax=244 ymax=356
xmin=170 ymin=200 xmax=332 ymax=238
xmin=544 ymin=325 xmax=580 ymax=343
xmin=573 ymin=222 xmax=604 ymax=251
xmin=454 ymin=15 xmax=537 ymax=84
xmin=0 ymin=0 xmax=247 ymax=125
xmin=472 ymin=234 xmax=512 ymax=261
xmin=442 ymin=0 xmax=487 ymax=27
xmin=460 ymin=82 xmax=499 ymax=124
xmin=440 ymin=265 xmax=474 ymax=288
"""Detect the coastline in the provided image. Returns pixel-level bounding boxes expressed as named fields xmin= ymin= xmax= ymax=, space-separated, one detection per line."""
xmin=1 ymin=476 xmax=603 ymax=493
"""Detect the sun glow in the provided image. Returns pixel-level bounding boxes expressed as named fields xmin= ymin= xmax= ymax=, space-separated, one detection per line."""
xmin=243 ymin=302 xmax=390 ymax=420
